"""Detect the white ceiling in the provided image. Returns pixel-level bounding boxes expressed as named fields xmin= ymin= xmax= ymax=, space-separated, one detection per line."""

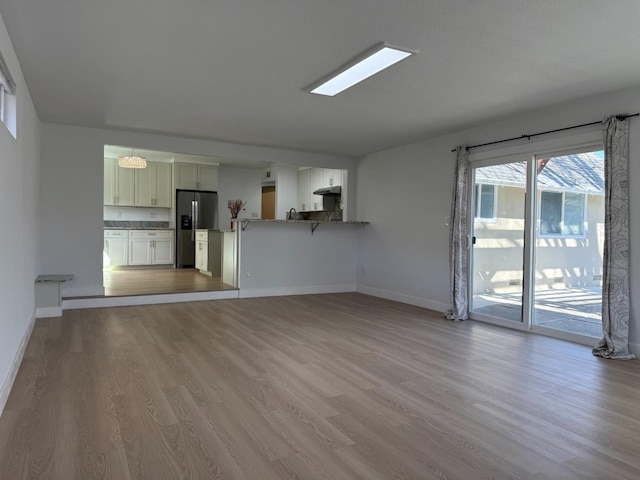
xmin=1 ymin=0 xmax=640 ymax=157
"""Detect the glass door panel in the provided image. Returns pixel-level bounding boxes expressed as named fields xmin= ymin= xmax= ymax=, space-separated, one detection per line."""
xmin=470 ymin=161 xmax=527 ymax=323
xmin=532 ymin=150 xmax=604 ymax=338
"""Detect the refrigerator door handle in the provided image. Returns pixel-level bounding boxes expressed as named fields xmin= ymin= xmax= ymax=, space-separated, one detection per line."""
xmin=194 ymin=200 xmax=199 ymax=231
xmin=191 ymin=200 xmax=196 ymax=241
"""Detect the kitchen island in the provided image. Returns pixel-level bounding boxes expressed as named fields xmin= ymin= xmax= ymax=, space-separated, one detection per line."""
xmin=230 ymin=218 xmax=368 ymax=298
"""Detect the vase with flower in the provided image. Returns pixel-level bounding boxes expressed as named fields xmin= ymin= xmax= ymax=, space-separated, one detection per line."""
xmin=228 ymin=199 xmax=246 ymax=230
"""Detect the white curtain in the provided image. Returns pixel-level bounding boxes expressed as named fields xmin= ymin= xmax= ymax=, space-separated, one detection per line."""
xmin=445 ymin=146 xmax=470 ymax=321
xmin=593 ymin=115 xmax=635 ymax=360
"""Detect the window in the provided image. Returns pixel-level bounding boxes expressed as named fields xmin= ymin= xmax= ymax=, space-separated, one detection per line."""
xmin=475 ymin=184 xmax=497 ymax=221
xmin=539 ymin=191 xmax=585 ymax=236
xmin=0 ymin=84 xmax=4 ymax=122
xmin=0 ymin=49 xmax=16 ymax=138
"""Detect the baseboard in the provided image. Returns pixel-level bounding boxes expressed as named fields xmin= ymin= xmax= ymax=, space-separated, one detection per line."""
xmin=0 ymin=312 xmax=36 ymax=417
xmin=239 ymin=284 xmax=356 ymax=299
xmin=356 ymin=285 xmax=449 ymax=313
xmin=629 ymin=341 xmax=639 ymax=357
xmin=63 ymin=289 xmax=239 ymax=310
xmin=36 ymin=306 xmax=63 ymax=318
xmin=62 ymin=284 xmax=105 ymax=298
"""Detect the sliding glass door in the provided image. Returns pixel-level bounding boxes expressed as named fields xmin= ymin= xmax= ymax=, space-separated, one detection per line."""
xmin=470 ymin=161 xmax=527 ymax=324
xmin=532 ymin=151 xmax=604 ymax=339
xmin=469 ymin=149 xmax=604 ymax=342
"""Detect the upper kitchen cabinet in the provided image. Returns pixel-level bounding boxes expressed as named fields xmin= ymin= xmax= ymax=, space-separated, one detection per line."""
xmin=135 ymin=161 xmax=172 ymax=207
xmin=198 ymin=165 xmax=218 ymax=191
xmin=309 ymin=168 xmax=324 ymax=211
xmin=104 ymin=158 xmax=135 ymax=206
xmin=174 ymin=163 xmax=218 ymax=191
xmin=298 ymin=167 xmax=342 ymax=211
xmin=323 ymin=169 xmax=342 ymax=187
xmin=297 ymin=168 xmax=310 ymax=211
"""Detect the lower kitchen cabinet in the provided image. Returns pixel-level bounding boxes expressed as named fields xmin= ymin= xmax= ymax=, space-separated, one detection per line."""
xmin=195 ymin=230 xmax=221 ymax=276
xmin=128 ymin=230 xmax=174 ymax=265
xmin=104 ymin=230 xmax=129 ymax=266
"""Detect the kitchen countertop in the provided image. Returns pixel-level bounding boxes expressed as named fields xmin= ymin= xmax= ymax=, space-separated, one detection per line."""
xmin=231 ymin=219 xmax=369 ymax=225
xmin=104 ymin=227 xmax=175 ymax=230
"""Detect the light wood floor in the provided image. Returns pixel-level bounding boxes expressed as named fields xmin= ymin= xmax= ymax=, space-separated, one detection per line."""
xmin=102 ymin=268 xmax=235 ymax=297
xmin=1 ymin=293 xmax=639 ymax=479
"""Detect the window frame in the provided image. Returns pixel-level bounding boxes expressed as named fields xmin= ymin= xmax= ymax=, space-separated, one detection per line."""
xmin=0 ymin=49 xmax=17 ymax=138
xmin=537 ymin=189 xmax=587 ymax=239
xmin=0 ymin=84 xmax=4 ymax=123
xmin=474 ymin=183 xmax=498 ymax=223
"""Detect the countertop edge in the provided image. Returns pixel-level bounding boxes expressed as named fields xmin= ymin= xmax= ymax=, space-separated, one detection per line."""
xmin=231 ymin=219 xmax=369 ymax=225
xmin=104 ymin=227 xmax=175 ymax=230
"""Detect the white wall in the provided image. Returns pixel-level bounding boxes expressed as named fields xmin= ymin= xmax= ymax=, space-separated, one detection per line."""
xmin=217 ymin=166 xmax=262 ymax=226
xmin=0 ymin=13 xmax=41 ymax=415
xmin=39 ymin=123 xmax=354 ymax=297
xmin=237 ymin=222 xmax=359 ymax=297
xmin=356 ymin=84 xmax=640 ymax=354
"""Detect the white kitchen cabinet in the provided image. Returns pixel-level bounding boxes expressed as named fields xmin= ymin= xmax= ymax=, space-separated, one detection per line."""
xmin=297 ymin=168 xmax=310 ymax=211
xmin=309 ymin=168 xmax=324 ymax=211
xmin=104 ymin=158 xmax=135 ymax=206
xmin=128 ymin=238 xmax=153 ymax=265
xmin=152 ymin=237 xmax=174 ymax=264
xmin=174 ymin=163 xmax=218 ymax=191
xmin=135 ymin=161 xmax=172 ymax=207
xmin=128 ymin=230 xmax=174 ymax=265
xmin=195 ymin=230 xmax=221 ymax=276
xmin=323 ymin=168 xmax=342 ymax=187
xmin=174 ymin=163 xmax=197 ymax=190
xmin=103 ymin=230 xmax=129 ymax=266
xmin=197 ymin=164 xmax=218 ymax=191
xmin=297 ymin=168 xmax=324 ymax=212
xmin=195 ymin=239 xmax=207 ymax=271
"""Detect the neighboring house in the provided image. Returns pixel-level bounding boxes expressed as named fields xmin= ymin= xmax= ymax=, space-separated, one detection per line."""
xmin=473 ymin=152 xmax=604 ymax=293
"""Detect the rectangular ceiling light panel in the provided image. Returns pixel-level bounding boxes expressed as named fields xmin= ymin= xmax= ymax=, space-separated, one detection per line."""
xmin=310 ymin=43 xmax=417 ymax=97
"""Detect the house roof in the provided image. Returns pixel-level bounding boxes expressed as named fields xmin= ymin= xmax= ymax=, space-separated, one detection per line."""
xmin=1 ymin=1 xmax=640 ymax=157
xmin=475 ymin=152 xmax=604 ymax=195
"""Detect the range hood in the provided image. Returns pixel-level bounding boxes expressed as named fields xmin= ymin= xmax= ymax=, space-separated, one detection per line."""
xmin=313 ymin=186 xmax=342 ymax=196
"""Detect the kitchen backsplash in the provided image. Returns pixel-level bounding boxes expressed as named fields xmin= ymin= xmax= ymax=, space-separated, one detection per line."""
xmin=104 ymin=220 xmax=170 ymax=229
xmin=103 ymin=206 xmax=171 ymax=222
xmin=303 ymin=210 xmax=343 ymax=221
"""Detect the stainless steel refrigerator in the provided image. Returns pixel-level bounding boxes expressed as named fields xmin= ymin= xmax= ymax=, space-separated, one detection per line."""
xmin=176 ymin=189 xmax=218 ymax=268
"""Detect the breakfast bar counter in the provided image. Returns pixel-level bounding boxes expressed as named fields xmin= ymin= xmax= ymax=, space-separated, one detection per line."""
xmin=229 ymin=218 xmax=368 ymax=297
xmin=232 ymin=218 xmax=369 ymax=234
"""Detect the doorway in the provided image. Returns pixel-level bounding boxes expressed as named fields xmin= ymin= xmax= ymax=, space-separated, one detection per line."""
xmin=469 ymin=149 xmax=604 ymax=343
xmin=261 ymin=185 xmax=276 ymax=219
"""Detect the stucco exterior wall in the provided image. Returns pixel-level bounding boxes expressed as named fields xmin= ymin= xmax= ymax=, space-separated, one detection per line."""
xmin=473 ymin=185 xmax=604 ymax=294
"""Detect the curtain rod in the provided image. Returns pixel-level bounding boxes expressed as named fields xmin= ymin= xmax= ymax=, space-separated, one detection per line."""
xmin=451 ymin=113 xmax=640 ymax=153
